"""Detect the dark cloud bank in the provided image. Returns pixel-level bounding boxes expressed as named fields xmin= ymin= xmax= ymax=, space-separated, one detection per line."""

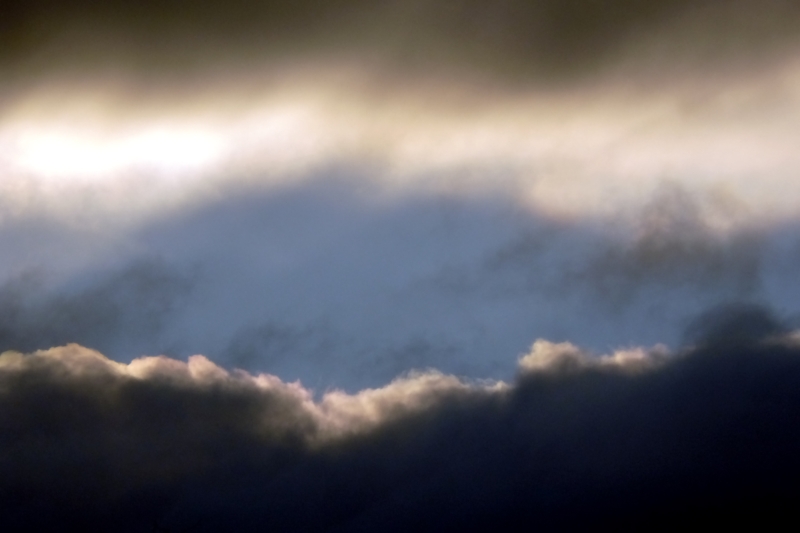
xmin=3 ymin=0 xmax=799 ymax=86
xmin=1 ymin=305 xmax=799 ymax=531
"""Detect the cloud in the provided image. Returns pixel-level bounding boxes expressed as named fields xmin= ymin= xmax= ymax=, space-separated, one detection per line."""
xmin=2 ymin=0 xmax=799 ymax=85
xmin=682 ymin=301 xmax=789 ymax=348
xmin=5 ymin=65 xmax=800 ymax=229
xmin=3 ymin=3 xmax=799 ymax=528
xmin=563 ymin=183 xmax=765 ymax=308
xmin=518 ymin=339 xmax=669 ymax=374
xmin=479 ymin=183 xmax=764 ymax=305
xmin=0 ymin=259 xmax=193 ymax=357
xmin=3 ymin=309 xmax=800 ymax=530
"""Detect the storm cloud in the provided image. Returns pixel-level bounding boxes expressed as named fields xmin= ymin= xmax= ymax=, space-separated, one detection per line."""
xmin=2 ymin=307 xmax=800 ymax=530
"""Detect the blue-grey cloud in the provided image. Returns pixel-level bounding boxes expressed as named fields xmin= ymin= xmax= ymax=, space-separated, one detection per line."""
xmin=0 ymin=259 xmax=193 ymax=357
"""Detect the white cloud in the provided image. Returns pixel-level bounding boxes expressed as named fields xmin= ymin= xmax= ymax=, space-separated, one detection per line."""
xmin=3 ymin=60 xmax=800 ymax=229
xmin=518 ymin=339 xmax=670 ymax=374
xmin=0 ymin=344 xmax=507 ymax=439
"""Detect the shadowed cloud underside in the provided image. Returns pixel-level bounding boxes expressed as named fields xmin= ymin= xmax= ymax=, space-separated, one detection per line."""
xmin=2 ymin=310 xmax=800 ymax=530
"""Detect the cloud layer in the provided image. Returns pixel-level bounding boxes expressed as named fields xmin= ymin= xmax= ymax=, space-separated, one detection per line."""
xmin=3 ymin=0 xmax=800 ymax=83
xmin=2 ymin=308 xmax=800 ymax=530
xmin=3 ymin=3 xmax=800 ymax=247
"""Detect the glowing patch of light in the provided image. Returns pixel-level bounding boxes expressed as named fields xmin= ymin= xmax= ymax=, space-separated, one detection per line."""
xmin=7 ymin=123 xmax=225 ymax=182
xmin=1 ymin=61 xmax=800 ymax=228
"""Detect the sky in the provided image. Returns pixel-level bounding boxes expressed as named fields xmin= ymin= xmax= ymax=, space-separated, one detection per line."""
xmin=3 ymin=1 xmax=800 ymax=529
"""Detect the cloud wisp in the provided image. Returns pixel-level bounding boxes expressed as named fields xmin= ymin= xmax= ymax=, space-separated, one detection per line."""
xmin=0 ymin=260 xmax=193 ymax=358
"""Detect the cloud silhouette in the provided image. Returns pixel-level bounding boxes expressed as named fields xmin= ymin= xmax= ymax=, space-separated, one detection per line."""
xmin=3 ymin=307 xmax=800 ymax=530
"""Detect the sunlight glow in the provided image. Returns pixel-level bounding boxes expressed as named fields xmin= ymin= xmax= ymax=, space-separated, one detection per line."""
xmin=7 ymin=123 xmax=225 ymax=181
xmin=2 ymin=61 xmax=800 ymax=228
